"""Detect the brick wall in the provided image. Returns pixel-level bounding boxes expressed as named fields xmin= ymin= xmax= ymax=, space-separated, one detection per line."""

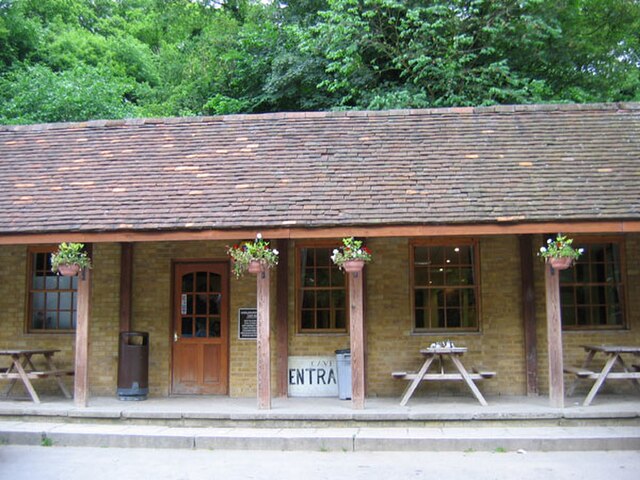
xmin=1 ymin=233 xmax=638 ymax=400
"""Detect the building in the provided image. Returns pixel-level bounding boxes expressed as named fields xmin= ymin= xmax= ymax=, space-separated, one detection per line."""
xmin=1 ymin=102 xmax=638 ymax=408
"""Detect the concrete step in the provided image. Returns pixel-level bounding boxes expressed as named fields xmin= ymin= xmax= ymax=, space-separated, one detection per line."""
xmin=1 ymin=421 xmax=638 ymax=452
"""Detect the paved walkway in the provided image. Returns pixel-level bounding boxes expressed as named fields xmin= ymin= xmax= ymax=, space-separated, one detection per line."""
xmin=1 ymin=446 xmax=639 ymax=480
xmin=1 ymin=394 xmax=638 ymax=422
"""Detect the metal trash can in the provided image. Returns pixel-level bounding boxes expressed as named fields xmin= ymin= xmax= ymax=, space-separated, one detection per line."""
xmin=117 ymin=331 xmax=149 ymax=401
xmin=335 ymin=349 xmax=352 ymax=400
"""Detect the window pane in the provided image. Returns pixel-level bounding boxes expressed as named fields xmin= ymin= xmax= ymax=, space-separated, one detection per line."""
xmin=317 ymin=310 xmax=330 ymax=329
xmin=303 ymin=268 xmax=315 ymax=287
xmin=415 ymin=267 xmax=428 ymax=286
xmin=209 ymin=318 xmax=221 ymax=338
xmin=209 ymin=294 xmax=221 ymax=315
xmin=195 ymin=318 xmax=206 ymax=337
xmin=182 ymin=273 xmax=194 ymax=293
xmin=298 ymin=245 xmax=347 ymax=332
xmin=301 ymin=310 xmax=314 ymax=330
xmin=58 ymin=275 xmax=72 ymax=290
xmin=316 ymin=249 xmax=331 ymax=266
xmin=316 ymin=267 xmax=330 ymax=287
xmin=317 ymin=291 xmax=330 ymax=309
xmin=209 ymin=273 xmax=221 ymax=292
xmin=561 ymin=242 xmax=625 ymax=329
xmin=331 ymin=291 xmax=345 ymax=310
xmin=195 ymin=272 xmax=207 ymax=292
xmin=181 ymin=318 xmax=193 ymax=337
xmin=302 ymin=291 xmax=315 ymax=309
xmin=413 ymin=243 xmax=478 ymax=331
xmin=29 ymin=249 xmax=79 ymax=333
xmin=59 ymin=292 xmax=73 ymax=310
xmin=195 ymin=294 xmax=207 ymax=314
xmin=59 ymin=311 xmax=72 ymax=329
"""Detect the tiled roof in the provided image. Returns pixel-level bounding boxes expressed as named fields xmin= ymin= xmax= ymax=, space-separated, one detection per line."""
xmin=1 ymin=103 xmax=639 ymax=235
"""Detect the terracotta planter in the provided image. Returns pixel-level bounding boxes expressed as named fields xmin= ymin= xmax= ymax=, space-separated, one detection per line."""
xmin=247 ymin=259 xmax=265 ymax=274
xmin=342 ymin=259 xmax=365 ymax=273
xmin=547 ymin=256 xmax=573 ymax=270
xmin=57 ymin=263 xmax=81 ymax=276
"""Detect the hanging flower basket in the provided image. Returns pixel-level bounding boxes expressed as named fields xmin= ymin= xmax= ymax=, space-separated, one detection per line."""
xmin=331 ymin=237 xmax=372 ymax=272
xmin=342 ymin=259 xmax=365 ymax=273
xmin=56 ymin=263 xmax=82 ymax=277
xmin=538 ymin=233 xmax=584 ymax=270
xmin=547 ymin=256 xmax=574 ymax=270
xmin=227 ymin=234 xmax=279 ymax=278
xmin=247 ymin=259 xmax=266 ymax=274
xmin=51 ymin=242 xmax=92 ymax=276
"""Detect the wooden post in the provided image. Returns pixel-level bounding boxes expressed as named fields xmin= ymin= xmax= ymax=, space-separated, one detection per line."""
xmin=275 ymin=240 xmax=289 ymax=397
xmin=74 ymin=267 xmax=91 ymax=407
xmin=256 ymin=267 xmax=271 ymax=409
xmin=349 ymin=269 xmax=365 ymax=409
xmin=544 ymin=263 xmax=564 ymax=408
xmin=519 ymin=235 xmax=538 ymax=396
xmin=119 ymin=242 xmax=133 ymax=333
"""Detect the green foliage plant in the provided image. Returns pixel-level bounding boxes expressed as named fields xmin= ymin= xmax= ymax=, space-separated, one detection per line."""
xmin=50 ymin=242 xmax=92 ymax=273
xmin=537 ymin=234 xmax=584 ymax=261
xmin=227 ymin=233 xmax=279 ymax=277
xmin=330 ymin=237 xmax=372 ymax=270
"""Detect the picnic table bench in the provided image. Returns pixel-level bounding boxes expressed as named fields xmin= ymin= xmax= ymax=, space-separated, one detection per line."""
xmin=564 ymin=345 xmax=640 ymax=406
xmin=0 ymin=349 xmax=74 ymax=403
xmin=392 ymin=346 xmax=495 ymax=406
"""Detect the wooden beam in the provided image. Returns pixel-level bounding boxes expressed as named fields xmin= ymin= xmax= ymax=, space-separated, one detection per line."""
xmin=275 ymin=240 xmax=289 ymax=397
xmin=74 ymin=267 xmax=91 ymax=407
xmin=119 ymin=243 xmax=133 ymax=333
xmin=2 ymin=220 xmax=639 ymax=245
xmin=349 ymin=269 xmax=365 ymax=409
xmin=519 ymin=235 xmax=538 ymax=396
xmin=544 ymin=263 xmax=564 ymax=408
xmin=256 ymin=267 xmax=271 ymax=409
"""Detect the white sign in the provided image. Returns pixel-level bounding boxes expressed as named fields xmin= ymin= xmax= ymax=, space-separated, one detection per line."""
xmin=288 ymin=356 xmax=338 ymax=397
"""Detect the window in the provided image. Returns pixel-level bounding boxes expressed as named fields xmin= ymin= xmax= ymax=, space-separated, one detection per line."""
xmin=412 ymin=240 xmax=479 ymax=332
xmin=27 ymin=247 xmax=77 ymax=332
xmin=560 ymin=239 xmax=626 ymax=329
xmin=297 ymin=244 xmax=347 ymax=333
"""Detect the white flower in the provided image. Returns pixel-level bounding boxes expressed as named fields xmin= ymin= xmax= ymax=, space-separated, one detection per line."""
xmin=272 ymin=249 xmax=279 ymax=255
xmin=333 ymin=249 xmax=339 ymax=255
xmin=256 ymin=233 xmax=262 ymax=239
xmin=547 ymin=238 xmax=552 ymax=244
xmin=540 ymin=247 xmax=547 ymax=253
xmin=578 ymin=248 xmax=584 ymax=254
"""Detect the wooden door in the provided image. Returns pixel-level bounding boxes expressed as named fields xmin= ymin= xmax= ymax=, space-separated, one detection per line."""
xmin=172 ymin=262 xmax=228 ymax=395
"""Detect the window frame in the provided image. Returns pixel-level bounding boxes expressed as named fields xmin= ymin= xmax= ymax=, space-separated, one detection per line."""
xmin=25 ymin=245 xmax=78 ymax=334
xmin=295 ymin=240 xmax=349 ymax=335
xmin=410 ymin=238 xmax=481 ymax=333
xmin=559 ymin=236 xmax=628 ymax=331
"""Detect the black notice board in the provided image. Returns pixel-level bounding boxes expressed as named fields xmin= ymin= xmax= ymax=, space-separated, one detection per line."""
xmin=238 ymin=308 xmax=257 ymax=340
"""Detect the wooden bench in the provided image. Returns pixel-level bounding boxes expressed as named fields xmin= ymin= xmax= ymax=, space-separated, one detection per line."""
xmin=392 ymin=367 xmax=495 ymax=382
xmin=0 ymin=369 xmax=74 ymax=380
xmin=564 ymin=365 xmax=640 ymax=380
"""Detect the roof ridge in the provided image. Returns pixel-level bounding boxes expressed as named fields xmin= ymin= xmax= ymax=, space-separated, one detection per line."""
xmin=1 ymin=102 xmax=638 ymax=132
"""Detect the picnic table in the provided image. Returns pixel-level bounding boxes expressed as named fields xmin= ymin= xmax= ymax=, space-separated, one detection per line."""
xmin=0 ymin=349 xmax=74 ymax=403
xmin=564 ymin=345 xmax=640 ymax=406
xmin=392 ymin=346 xmax=495 ymax=406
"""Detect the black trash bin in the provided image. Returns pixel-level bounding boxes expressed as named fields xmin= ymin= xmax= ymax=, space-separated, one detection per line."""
xmin=117 ymin=331 xmax=149 ymax=401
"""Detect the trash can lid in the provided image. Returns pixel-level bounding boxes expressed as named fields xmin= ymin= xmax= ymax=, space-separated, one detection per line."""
xmin=335 ymin=349 xmax=351 ymax=354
